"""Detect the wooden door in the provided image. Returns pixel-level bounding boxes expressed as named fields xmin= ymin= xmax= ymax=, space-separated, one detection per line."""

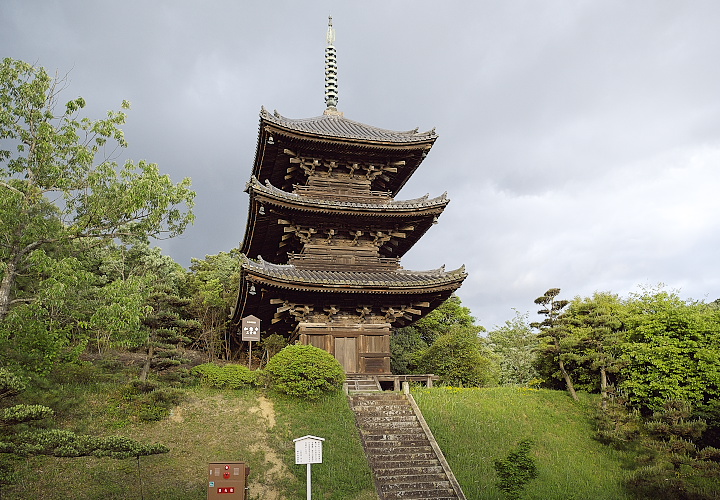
xmin=334 ymin=337 xmax=357 ymax=373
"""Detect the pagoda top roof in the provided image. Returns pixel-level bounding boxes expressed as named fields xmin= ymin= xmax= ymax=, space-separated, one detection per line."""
xmin=261 ymin=107 xmax=437 ymax=145
xmin=243 ymin=256 xmax=466 ymax=290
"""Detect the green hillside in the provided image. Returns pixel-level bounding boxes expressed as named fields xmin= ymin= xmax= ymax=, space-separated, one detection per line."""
xmin=414 ymin=386 xmax=632 ymax=499
xmin=4 ymin=364 xmax=636 ymax=499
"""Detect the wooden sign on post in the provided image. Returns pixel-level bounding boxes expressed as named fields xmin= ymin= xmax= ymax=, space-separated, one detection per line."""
xmin=294 ymin=435 xmax=325 ymax=500
xmin=241 ymin=315 xmax=261 ymax=368
xmin=241 ymin=315 xmax=260 ymax=341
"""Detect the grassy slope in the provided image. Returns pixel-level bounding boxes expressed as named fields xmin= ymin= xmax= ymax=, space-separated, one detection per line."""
xmin=413 ymin=386 xmax=633 ymax=500
xmin=5 ymin=382 xmax=376 ymax=500
xmin=4 ymin=367 xmax=633 ymax=500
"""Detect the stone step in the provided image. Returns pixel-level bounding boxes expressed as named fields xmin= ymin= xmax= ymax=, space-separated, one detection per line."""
xmin=351 ymin=395 xmax=406 ymax=403
xmin=354 ymin=409 xmax=416 ymax=418
xmin=369 ymin=450 xmax=437 ymax=461
xmin=365 ymin=439 xmax=432 ymax=449
xmin=375 ymin=472 xmax=448 ymax=483
xmin=381 ymin=489 xmax=456 ymax=499
xmin=359 ymin=421 xmax=422 ymax=431
xmin=381 ymin=480 xmax=452 ymax=492
xmin=373 ymin=465 xmax=445 ymax=477
xmin=370 ymin=458 xmax=442 ymax=469
xmin=355 ymin=414 xmax=418 ymax=423
xmin=362 ymin=429 xmax=427 ymax=437
xmin=367 ymin=444 xmax=434 ymax=455
xmin=352 ymin=393 xmax=410 ymax=408
xmin=355 ymin=408 xmax=415 ymax=419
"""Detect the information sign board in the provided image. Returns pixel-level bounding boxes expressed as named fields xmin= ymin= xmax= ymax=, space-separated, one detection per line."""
xmin=241 ymin=315 xmax=261 ymax=342
xmin=294 ymin=435 xmax=324 ymax=465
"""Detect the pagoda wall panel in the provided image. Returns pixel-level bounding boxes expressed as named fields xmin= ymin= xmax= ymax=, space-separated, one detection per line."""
xmin=299 ymin=322 xmax=391 ymax=374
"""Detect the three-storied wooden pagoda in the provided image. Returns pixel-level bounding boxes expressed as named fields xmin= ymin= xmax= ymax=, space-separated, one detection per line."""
xmin=231 ymin=18 xmax=466 ymax=373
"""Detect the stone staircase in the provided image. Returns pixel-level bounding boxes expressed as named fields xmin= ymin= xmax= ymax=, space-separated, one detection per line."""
xmin=346 ymin=375 xmax=382 ymax=393
xmin=349 ymin=392 xmax=465 ymax=500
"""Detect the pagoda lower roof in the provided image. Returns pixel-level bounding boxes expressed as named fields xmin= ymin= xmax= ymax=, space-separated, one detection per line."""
xmin=261 ymin=107 xmax=437 ymax=145
xmin=243 ymin=256 xmax=466 ymax=292
xmin=247 ymin=177 xmax=448 ymax=213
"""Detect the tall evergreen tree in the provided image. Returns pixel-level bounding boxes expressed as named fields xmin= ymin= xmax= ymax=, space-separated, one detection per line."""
xmin=531 ymin=288 xmax=578 ymax=400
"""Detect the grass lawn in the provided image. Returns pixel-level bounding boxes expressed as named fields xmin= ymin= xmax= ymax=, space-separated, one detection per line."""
xmin=3 ymin=361 xmax=636 ymax=500
xmin=4 ymin=379 xmax=375 ymax=500
xmin=413 ymin=386 xmax=634 ymax=500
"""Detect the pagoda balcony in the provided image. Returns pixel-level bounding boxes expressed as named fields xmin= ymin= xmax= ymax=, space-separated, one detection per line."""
xmin=288 ymin=252 xmax=400 ymax=272
xmin=293 ymin=184 xmax=392 ymax=203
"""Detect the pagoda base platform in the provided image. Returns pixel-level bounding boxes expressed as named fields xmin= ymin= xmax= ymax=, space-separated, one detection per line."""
xmin=344 ymin=373 xmax=440 ymax=393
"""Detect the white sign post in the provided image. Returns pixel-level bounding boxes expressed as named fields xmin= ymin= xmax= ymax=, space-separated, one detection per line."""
xmin=293 ymin=435 xmax=324 ymax=500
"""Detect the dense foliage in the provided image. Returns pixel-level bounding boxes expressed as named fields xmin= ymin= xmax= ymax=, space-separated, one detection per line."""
xmin=415 ymin=328 xmax=498 ymax=387
xmin=264 ymin=345 xmax=345 ymax=399
xmin=486 ymin=311 xmax=539 ymax=386
xmin=0 ymin=58 xmax=195 ymax=375
xmin=527 ymin=286 xmax=720 ymax=497
xmin=529 ymin=287 xmax=720 ymax=416
xmin=493 ymin=439 xmax=538 ymax=500
xmin=192 ymin=363 xmax=257 ymax=389
xmin=391 ymin=295 xmax=499 ymax=387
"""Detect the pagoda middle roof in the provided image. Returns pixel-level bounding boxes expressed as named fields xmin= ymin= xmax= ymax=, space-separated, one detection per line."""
xmin=244 ymin=256 xmax=467 ymax=290
xmin=247 ymin=177 xmax=449 ymax=213
xmin=261 ymin=107 xmax=437 ymax=145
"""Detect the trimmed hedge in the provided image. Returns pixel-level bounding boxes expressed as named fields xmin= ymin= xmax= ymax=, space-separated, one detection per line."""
xmin=264 ymin=344 xmax=345 ymax=399
xmin=191 ymin=363 xmax=257 ymax=389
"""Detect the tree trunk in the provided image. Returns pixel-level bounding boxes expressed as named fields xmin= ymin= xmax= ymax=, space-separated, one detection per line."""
xmin=600 ymin=365 xmax=608 ymax=410
xmin=140 ymin=343 xmax=154 ymax=382
xmin=0 ymin=260 xmax=17 ymax=321
xmin=558 ymin=358 xmax=579 ymax=401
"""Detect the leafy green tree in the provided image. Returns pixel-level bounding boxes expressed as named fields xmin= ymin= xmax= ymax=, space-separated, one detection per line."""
xmin=415 ymin=327 xmax=498 ymax=387
xmin=139 ymin=289 xmax=197 ymax=381
xmin=564 ymin=292 xmax=626 ymax=407
xmin=0 ymin=251 xmax=102 ymax=374
xmin=391 ymin=295 xmax=483 ymax=375
xmin=390 ymin=327 xmax=427 ymax=374
xmin=620 ymin=288 xmax=720 ymax=411
xmin=531 ymin=288 xmax=578 ymax=400
xmin=412 ymin=294 xmax=480 ymax=345
xmin=0 ymin=58 xmax=194 ymax=325
xmin=487 ymin=311 xmax=539 ymax=386
xmin=185 ymin=251 xmax=241 ymax=360
xmin=623 ymin=400 xmax=720 ymax=500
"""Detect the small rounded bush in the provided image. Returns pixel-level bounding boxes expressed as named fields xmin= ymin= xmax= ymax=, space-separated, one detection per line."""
xmin=264 ymin=344 xmax=345 ymax=399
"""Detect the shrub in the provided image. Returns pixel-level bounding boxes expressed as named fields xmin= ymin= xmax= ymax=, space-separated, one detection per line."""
xmin=264 ymin=344 xmax=345 ymax=399
xmin=158 ymin=368 xmax=195 ymax=387
xmin=120 ymin=379 xmax=158 ymax=399
xmin=494 ymin=439 xmax=538 ymax=500
xmin=191 ymin=363 xmax=257 ymax=389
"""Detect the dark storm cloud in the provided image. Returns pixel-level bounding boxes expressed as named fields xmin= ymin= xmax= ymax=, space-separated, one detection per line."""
xmin=3 ymin=0 xmax=720 ymax=327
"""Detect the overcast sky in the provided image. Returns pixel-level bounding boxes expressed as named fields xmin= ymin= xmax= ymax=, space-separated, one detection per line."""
xmin=4 ymin=1 xmax=720 ymax=329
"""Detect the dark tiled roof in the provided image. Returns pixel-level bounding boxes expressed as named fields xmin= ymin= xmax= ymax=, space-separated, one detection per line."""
xmin=243 ymin=256 xmax=466 ymax=290
xmin=261 ymin=107 xmax=437 ymax=144
xmin=247 ymin=177 xmax=448 ymax=211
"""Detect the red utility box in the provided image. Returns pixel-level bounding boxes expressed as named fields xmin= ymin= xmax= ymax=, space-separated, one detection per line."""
xmin=207 ymin=461 xmax=249 ymax=499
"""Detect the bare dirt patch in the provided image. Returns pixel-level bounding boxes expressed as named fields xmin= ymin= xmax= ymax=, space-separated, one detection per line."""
xmin=246 ymin=395 xmax=290 ymax=500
